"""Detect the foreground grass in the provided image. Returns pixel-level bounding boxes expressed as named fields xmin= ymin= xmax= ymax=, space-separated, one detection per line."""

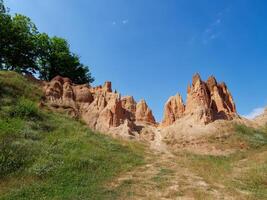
xmin=1 ymin=71 xmax=267 ymax=199
xmin=0 ymin=71 xmax=145 ymax=199
xmin=176 ymin=124 xmax=267 ymax=199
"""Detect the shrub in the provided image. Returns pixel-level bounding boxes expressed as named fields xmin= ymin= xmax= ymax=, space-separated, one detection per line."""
xmin=9 ymin=98 xmax=42 ymax=120
xmin=30 ymin=158 xmax=62 ymax=178
xmin=235 ymin=124 xmax=267 ymax=148
xmin=0 ymin=140 xmax=34 ymax=177
xmin=0 ymin=118 xmax=24 ymax=139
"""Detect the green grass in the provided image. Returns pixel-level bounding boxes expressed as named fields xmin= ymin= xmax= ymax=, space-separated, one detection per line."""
xmin=152 ymin=168 xmax=175 ymax=184
xmin=235 ymin=124 xmax=267 ymax=148
xmin=0 ymin=71 xmax=145 ymax=200
xmin=1 ymin=71 xmax=267 ymax=199
xmin=234 ymin=160 xmax=267 ymax=199
xmin=184 ymin=154 xmax=232 ymax=183
xmin=174 ymin=124 xmax=267 ymax=199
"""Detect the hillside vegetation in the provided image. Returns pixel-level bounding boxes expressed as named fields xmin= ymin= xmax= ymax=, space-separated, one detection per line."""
xmin=1 ymin=71 xmax=267 ymax=200
xmin=0 ymin=0 xmax=93 ymax=84
xmin=0 ymin=71 xmax=145 ymax=199
xmin=109 ymin=124 xmax=267 ymax=199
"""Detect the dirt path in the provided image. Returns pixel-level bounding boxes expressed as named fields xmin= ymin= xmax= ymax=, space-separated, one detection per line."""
xmin=106 ymin=127 xmax=261 ymax=200
xmin=107 ymin=148 xmax=238 ymax=200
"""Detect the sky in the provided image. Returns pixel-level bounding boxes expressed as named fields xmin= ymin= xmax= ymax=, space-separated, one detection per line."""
xmin=5 ymin=0 xmax=267 ymax=121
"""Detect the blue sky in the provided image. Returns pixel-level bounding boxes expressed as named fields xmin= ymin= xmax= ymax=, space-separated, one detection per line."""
xmin=5 ymin=0 xmax=267 ymax=121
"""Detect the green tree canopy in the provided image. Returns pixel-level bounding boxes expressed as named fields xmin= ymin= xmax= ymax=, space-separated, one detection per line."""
xmin=0 ymin=0 xmax=5 ymax=13
xmin=0 ymin=0 xmax=94 ymax=84
xmin=37 ymin=36 xmax=94 ymax=84
xmin=0 ymin=0 xmax=12 ymax=69
xmin=7 ymin=14 xmax=39 ymax=73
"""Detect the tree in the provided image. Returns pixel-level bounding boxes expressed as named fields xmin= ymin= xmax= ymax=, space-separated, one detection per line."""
xmin=0 ymin=0 xmax=5 ymax=13
xmin=37 ymin=36 xmax=94 ymax=84
xmin=0 ymin=0 xmax=94 ymax=84
xmin=8 ymin=14 xmax=39 ymax=73
xmin=0 ymin=0 xmax=12 ymax=69
xmin=0 ymin=8 xmax=39 ymax=73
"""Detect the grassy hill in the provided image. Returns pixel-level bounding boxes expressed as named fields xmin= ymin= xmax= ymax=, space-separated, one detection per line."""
xmin=1 ymin=71 xmax=267 ymax=199
xmin=0 ymin=71 xmax=145 ymax=199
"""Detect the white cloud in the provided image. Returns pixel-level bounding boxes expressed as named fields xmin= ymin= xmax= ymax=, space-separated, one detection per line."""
xmin=122 ymin=19 xmax=129 ymax=24
xmin=243 ymin=107 xmax=265 ymax=119
xmin=210 ymin=34 xmax=216 ymax=40
xmin=111 ymin=19 xmax=129 ymax=26
xmin=199 ymin=7 xmax=231 ymax=44
xmin=214 ymin=18 xmax=221 ymax=25
xmin=202 ymin=18 xmax=222 ymax=44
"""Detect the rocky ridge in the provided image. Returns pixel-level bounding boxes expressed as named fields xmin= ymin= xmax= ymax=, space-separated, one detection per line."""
xmin=162 ymin=73 xmax=237 ymax=126
xmin=43 ymin=76 xmax=156 ymax=139
xmin=43 ymin=74 xmax=238 ymax=141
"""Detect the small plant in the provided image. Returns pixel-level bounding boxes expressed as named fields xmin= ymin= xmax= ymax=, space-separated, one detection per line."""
xmin=0 ymin=140 xmax=34 ymax=177
xmin=30 ymin=158 xmax=63 ymax=178
xmin=9 ymin=98 xmax=42 ymax=120
xmin=235 ymin=124 xmax=267 ymax=148
xmin=0 ymin=118 xmax=24 ymax=139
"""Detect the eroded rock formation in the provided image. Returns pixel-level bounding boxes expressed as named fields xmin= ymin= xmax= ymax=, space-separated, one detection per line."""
xmin=43 ymin=73 xmax=237 ymax=140
xmin=43 ymin=76 xmax=156 ymax=138
xmin=162 ymin=73 xmax=237 ymax=125
xmin=162 ymin=94 xmax=185 ymax=126
xmin=136 ymin=100 xmax=156 ymax=124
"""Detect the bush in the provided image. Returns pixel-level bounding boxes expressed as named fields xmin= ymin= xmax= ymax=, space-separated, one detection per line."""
xmin=235 ymin=125 xmax=267 ymax=148
xmin=30 ymin=158 xmax=62 ymax=178
xmin=0 ymin=140 xmax=34 ymax=177
xmin=9 ymin=98 xmax=42 ymax=120
xmin=0 ymin=118 xmax=24 ymax=139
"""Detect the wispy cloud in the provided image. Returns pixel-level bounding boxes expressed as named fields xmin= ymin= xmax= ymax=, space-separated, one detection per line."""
xmin=195 ymin=6 xmax=231 ymax=45
xmin=189 ymin=12 xmax=225 ymax=45
xmin=213 ymin=18 xmax=221 ymax=25
xmin=202 ymin=17 xmax=223 ymax=44
xmin=243 ymin=107 xmax=265 ymax=119
xmin=122 ymin=19 xmax=129 ymax=24
xmin=111 ymin=19 xmax=129 ymax=26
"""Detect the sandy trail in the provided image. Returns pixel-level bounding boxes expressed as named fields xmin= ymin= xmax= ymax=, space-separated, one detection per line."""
xmin=107 ymin=144 xmax=236 ymax=200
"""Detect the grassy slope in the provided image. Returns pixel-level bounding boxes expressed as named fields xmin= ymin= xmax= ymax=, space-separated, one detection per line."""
xmin=0 ymin=71 xmax=145 ymax=200
xmin=1 ymin=71 xmax=267 ymax=200
xmin=173 ymin=125 xmax=267 ymax=199
xmin=108 ymin=125 xmax=267 ymax=199
xmin=111 ymin=125 xmax=267 ymax=199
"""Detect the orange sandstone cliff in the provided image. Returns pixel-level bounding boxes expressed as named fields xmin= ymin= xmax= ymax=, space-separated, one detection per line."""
xmin=43 ymin=76 xmax=156 ymax=138
xmin=43 ymin=74 xmax=238 ymax=140
xmin=162 ymin=73 xmax=237 ymax=126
